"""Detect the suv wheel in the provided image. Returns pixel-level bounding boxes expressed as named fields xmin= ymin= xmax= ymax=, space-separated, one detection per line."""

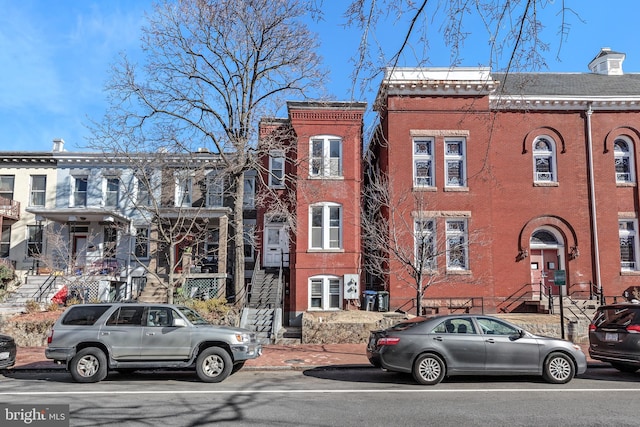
xmin=543 ymin=352 xmax=575 ymax=384
xmin=70 ymin=347 xmax=108 ymax=383
xmin=196 ymin=347 xmax=232 ymax=383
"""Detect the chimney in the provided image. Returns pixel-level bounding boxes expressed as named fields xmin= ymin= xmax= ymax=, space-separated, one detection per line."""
xmin=52 ymin=138 xmax=65 ymax=152
xmin=588 ymin=47 xmax=625 ymax=76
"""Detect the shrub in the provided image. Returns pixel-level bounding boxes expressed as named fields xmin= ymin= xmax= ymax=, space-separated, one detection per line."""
xmin=0 ymin=264 xmax=15 ymax=284
xmin=24 ymin=300 xmax=41 ymax=313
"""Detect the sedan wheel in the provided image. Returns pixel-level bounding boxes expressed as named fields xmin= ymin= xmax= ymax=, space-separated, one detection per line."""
xmin=412 ymin=353 xmax=446 ymax=385
xmin=543 ymin=352 xmax=575 ymax=384
xmin=196 ymin=347 xmax=232 ymax=383
xmin=70 ymin=347 xmax=108 ymax=383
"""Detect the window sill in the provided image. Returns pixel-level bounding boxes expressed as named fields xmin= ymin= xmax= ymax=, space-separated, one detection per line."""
xmin=413 ymin=186 xmax=437 ymax=192
xmin=307 ymin=249 xmax=345 ymax=253
xmin=444 ymin=187 xmax=469 ymax=192
xmin=307 ymin=176 xmax=344 ymax=180
xmin=446 ymin=269 xmax=472 ymax=275
xmin=533 ymin=182 xmax=558 ymax=187
xmin=620 ymin=270 xmax=640 ymax=276
xmin=616 ymin=182 xmax=636 ymax=187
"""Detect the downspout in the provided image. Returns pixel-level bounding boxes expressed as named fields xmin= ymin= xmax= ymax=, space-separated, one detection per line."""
xmin=585 ymin=103 xmax=603 ymax=292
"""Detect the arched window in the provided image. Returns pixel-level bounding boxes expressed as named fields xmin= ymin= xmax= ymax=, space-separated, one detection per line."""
xmin=309 ymin=202 xmax=342 ymax=250
xmin=614 ymin=138 xmax=635 ymax=183
xmin=310 ymin=136 xmax=342 ymax=177
xmin=531 ymin=230 xmax=558 ymax=245
xmin=532 ymin=137 xmax=557 ymax=183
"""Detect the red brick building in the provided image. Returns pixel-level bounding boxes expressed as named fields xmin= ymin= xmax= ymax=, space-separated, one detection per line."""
xmin=367 ymin=48 xmax=640 ymax=314
xmin=258 ymin=101 xmax=366 ymax=325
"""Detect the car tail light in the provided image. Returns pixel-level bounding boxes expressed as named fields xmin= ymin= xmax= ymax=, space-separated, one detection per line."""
xmin=626 ymin=325 xmax=640 ymax=333
xmin=377 ymin=337 xmax=400 ymax=346
xmin=47 ymin=329 xmax=54 ymax=345
xmin=588 ymin=323 xmax=596 ymax=332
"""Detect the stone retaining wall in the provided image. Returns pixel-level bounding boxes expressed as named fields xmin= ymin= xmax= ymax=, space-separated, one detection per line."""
xmin=302 ymin=311 xmax=590 ymax=344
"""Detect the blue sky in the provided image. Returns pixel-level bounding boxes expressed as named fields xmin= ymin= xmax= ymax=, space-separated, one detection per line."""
xmin=1 ymin=0 xmax=639 ymax=152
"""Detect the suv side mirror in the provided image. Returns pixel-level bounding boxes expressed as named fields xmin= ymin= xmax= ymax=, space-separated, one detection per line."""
xmin=173 ymin=318 xmax=187 ymax=327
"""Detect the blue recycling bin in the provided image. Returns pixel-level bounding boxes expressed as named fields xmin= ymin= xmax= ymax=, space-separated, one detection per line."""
xmin=362 ymin=290 xmax=377 ymax=311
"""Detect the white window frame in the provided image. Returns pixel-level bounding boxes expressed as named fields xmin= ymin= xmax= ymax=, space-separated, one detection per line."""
xmin=415 ymin=219 xmax=436 ymax=271
xmin=532 ymin=136 xmax=557 ymax=183
xmin=444 ymin=137 xmax=466 ymax=187
xmin=310 ymin=136 xmax=343 ymax=178
xmin=136 ymin=175 xmax=151 ymax=207
xmin=29 ymin=175 xmax=46 ymax=207
xmin=243 ymin=176 xmax=255 ymax=208
xmin=206 ymin=171 xmax=225 ymax=207
xmin=413 ymin=138 xmax=434 ymax=188
xmin=0 ymin=175 xmax=15 ymax=200
xmin=619 ymin=219 xmax=639 ymax=271
xmin=614 ymin=137 xmax=635 ymax=184
xmin=446 ymin=218 xmax=469 ymax=270
xmin=72 ymin=176 xmax=88 ymax=207
xmin=26 ymin=223 xmax=43 ymax=258
xmin=308 ymin=275 xmax=342 ymax=310
xmin=243 ymin=220 xmax=256 ymax=261
xmin=104 ymin=177 xmax=120 ymax=207
xmin=269 ymin=150 xmax=285 ymax=188
xmin=134 ymin=227 xmax=150 ymax=260
xmin=309 ymin=203 xmax=342 ymax=250
xmin=175 ymin=173 xmax=193 ymax=207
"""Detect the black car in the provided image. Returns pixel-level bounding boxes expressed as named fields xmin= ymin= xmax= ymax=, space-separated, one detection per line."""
xmin=0 ymin=334 xmax=17 ymax=369
xmin=589 ymin=302 xmax=640 ymax=372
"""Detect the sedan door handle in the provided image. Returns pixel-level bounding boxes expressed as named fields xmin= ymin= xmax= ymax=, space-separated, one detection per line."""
xmin=485 ymin=338 xmax=495 ymax=343
xmin=146 ymin=332 xmax=155 ymax=336
xmin=434 ymin=336 xmax=443 ymax=341
xmin=100 ymin=332 xmax=110 ymax=336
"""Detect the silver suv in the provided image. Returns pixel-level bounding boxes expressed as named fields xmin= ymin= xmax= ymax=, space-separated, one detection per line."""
xmin=45 ymin=303 xmax=262 ymax=383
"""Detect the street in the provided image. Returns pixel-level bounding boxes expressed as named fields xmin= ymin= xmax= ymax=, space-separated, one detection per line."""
xmin=1 ymin=367 xmax=639 ymax=426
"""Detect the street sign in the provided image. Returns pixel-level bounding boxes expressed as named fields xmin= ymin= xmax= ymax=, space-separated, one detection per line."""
xmin=555 ymin=270 xmax=566 ymax=286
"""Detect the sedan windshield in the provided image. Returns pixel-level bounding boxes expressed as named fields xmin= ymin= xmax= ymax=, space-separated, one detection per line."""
xmin=177 ymin=306 xmax=210 ymax=325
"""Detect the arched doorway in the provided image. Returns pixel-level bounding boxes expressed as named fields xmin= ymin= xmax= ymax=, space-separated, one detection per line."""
xmin=530 ymin=228 xmax=565 ymax=296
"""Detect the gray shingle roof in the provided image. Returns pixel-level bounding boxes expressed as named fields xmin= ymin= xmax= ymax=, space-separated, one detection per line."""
xmin=492 ymin=72 xmax=640 ymax=97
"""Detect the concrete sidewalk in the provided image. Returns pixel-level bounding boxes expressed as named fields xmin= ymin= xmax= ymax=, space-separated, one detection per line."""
xmin=6 ymin=343 xmax=602 ymax=372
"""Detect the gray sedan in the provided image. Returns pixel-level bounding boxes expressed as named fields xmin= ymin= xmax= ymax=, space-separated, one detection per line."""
xmin=367 ymin=315 xmax=587 ymax=385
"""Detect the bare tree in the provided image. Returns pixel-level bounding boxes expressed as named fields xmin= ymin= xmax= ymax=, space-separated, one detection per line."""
xmin=343 ymin=0 xmax=578 ymax=98
xmin=363 ymin=150 xmax=486 ymax=316
xmin=89 ymin=0 xmax=326 ymax=303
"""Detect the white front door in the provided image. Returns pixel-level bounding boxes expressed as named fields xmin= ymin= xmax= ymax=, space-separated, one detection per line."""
xmin=263 ymin=225 xmax=287 ymax=267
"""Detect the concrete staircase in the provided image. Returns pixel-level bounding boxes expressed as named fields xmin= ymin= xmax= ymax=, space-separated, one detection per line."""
xmin=241 ymin=269 xmax=283 ymax=344
xmin=0 ymin=275 xmax=64 ymax=313
xmin=137 ymin=276 xmax=168 ymax=303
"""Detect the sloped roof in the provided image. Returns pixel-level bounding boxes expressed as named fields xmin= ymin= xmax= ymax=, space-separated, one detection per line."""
xmin=492 ymin=72 xmax=640 ymax=97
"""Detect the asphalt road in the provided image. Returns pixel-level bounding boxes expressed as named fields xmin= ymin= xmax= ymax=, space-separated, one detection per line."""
xmin=1 ymin=367 xmax=639 ymax=426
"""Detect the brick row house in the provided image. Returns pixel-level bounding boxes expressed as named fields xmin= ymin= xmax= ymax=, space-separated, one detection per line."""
xmin=366 ymin=48 xmax=640 ymax=314
xmin=257 ymin=101 xmax=367 ymax=326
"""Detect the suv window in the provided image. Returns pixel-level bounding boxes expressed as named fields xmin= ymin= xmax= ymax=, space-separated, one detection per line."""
xmin=105 ymin=306 xmax=144 ymax=326
xmin=62 ymin=305 xmax=111 ymax=326
xmin=592 ymin=306 xmax=640 ymax=329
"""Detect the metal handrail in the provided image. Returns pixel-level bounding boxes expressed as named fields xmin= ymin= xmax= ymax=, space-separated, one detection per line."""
xmin=31 ymin=274 xmax=57 ymax=303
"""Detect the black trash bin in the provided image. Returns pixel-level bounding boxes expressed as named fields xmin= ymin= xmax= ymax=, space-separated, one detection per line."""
xmin=362 ymin=290 xmax=377 ymax=311
xmin=376 ymin=291 xmax=389 ymax=312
